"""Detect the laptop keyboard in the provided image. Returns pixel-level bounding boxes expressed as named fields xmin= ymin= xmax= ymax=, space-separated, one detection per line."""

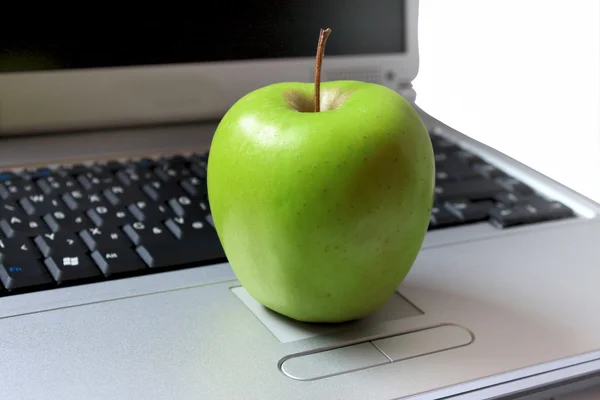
xmin=0 ymin=132 xmax=575 ymax=296
xmin=429 ymin=133 xmax=574 ymax=229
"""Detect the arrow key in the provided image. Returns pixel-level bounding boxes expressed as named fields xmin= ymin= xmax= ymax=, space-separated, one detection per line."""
xmin=91 ymin=248 xmax=147 ymax=276
xmin=33 ymin=232 xmax=87 ymax=258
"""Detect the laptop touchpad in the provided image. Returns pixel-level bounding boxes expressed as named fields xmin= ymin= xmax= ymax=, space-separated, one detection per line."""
xmin=231 ymin=286 xmax=423 ymax=343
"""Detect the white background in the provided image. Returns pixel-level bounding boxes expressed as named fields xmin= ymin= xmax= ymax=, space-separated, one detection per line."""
xmin=413 ymin=0 xmax=600 ymax=203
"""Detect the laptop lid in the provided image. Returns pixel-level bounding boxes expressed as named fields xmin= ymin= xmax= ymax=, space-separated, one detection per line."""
xmin=0 ymin=0 xmax=419 ymax=136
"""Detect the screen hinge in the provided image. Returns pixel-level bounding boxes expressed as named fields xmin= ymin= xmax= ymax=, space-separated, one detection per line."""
xmin=397 ymin=83 xmax=417 ymax=103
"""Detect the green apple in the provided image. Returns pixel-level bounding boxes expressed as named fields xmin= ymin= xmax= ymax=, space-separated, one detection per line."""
xmin=207 ymin=30 xmax=434 ymax=323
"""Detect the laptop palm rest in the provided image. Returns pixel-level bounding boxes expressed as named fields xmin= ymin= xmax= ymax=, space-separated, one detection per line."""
xmin=0 ymin=275 xmax=472 ymax=399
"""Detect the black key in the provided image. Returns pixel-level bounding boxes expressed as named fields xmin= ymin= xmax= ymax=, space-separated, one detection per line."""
xmin=489 ymin=206 xmax=532 ymax=228
xmin=102 ymin=185 xmax=147 ymax=207
xmin=521 ymin=196 xmax=575 ymax=222
xmin=21 ymin=167 xmax=54 ymax=180
xmin=0 ymin=215 xmax=49 ymax=237
xmin=200 ymin=196 xmax=211 ymax=214
xmin=95 ymin=161 xmax=124 ymax=172
xmin=472 ymin=163 xmax=506 ymax=180
xmin=493 ymin=193 xmax=572 ymax=223
xmin=136 ymin=238 xmax=225 ymax=269
xmin=435 ymin=179 xmax=504 ymax=202
xmin=205 ymin=214 xmax=216 ymax=229
xmin=36 ymin=175 xmax=79 ymax=195
xmin=154 ymin=165 xmax=192 ymax=183
xmin=0 ymin=179 xmax=39 ymax=200
xmin=0 ymin=200 xmax=25 ymax=219
xmin=495 ymin=191 xmax=523 ymax=206
xmin=128 ymin=200 xmax=176 ymax=222
xmin=445 ymin=200 xmax=494 ymax=223
xmin=429 ymin=206 xmax=463 ymax=229
xmin=0 ymin=256 xmax=53 ymax=290
xmin=87 ymin=206 xmax=136 ymax=227
xmin=438 ymin=157 xmax=481 ymax=180
xmin=77 ymin=171 xmax=119 ymax=192
xmin=187 ymin=153 xmax=209 ymax=163
xmin=79 ymin=227 xmax=132 ymax=251
xmin=102 ymin=189 xmax=120 ymax=206
xmin=167 ymin=195 xmax=207 ymax=219
xmin=33 ymin=231 xmax=87 ymax=257
xmin=165 ymin=216 xmax=213 ymax=240
xmin=435 ymin=170 xmax=452 ymax=182
xmin=430 ymin=136 xmax=461 ymax=153
xmin=130 ymin=158 xmax=156 ymax=170
xmin=454 ymin=150 xmax=484 ymax=166
xmin=180 ymin=176 xmax=207 ymax=198
xmin=83 ymin=205 xmax=110 ymax=221
xmin=43 ymin=211 xmax=95 ymax=233
xmin=0 ymin=236 xmax=41 ymax=259
xmin=190 ymin=162 xmax=207 ymax=179
xmin=88 ymin=165 xmax=116 ymax=179
xmin=44 ymin=253 xmax=102 ymax=283
xmin=434 ymin=153 xmax=449 ymax=165
xmin=64 ymin=190 xmax=108 ymax=211
xmin=116 ymin=167 xmax=156 ymax=187
xmin=61 ymin=164 xmax=90 ymax=176
xmin=142 ymin=180 xmax=186 ymax=203
xmin=19 ymin=194 xmax=67 ymax=216
xmin=123 ymin=221 xmax=176 ymax=246
xmin=0 ymin=171 xmax=17 ymax=181
xmin=91 ymin=248 xmax=147 ymax=276
xmin=62 ymin=190 xmax=107 ymax=211
xmin=495 ymin=177 xmax=535 ymax=196
xmin=158 ymin=155 xmax=189 ymax=167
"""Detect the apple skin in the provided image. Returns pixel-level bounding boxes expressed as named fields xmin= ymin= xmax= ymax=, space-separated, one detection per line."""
xmin=207 ymin=80 xmax=434 ymax=323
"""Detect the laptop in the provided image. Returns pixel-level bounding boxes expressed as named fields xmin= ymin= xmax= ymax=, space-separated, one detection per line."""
xmin=1 ymin=1 xmax=600 ymax=399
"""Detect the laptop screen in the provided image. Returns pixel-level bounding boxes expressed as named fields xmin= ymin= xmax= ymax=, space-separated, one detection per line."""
xmin=0 ymin=1 xmax=406 ymax=73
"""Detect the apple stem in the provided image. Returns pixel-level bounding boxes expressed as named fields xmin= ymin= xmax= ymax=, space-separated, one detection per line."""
xmin=314 ymin=28 xmax=331 ymax=112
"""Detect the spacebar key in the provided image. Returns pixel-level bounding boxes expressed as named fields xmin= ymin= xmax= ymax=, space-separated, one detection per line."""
xmin=136 ymin=240 xmax=226 ymax=269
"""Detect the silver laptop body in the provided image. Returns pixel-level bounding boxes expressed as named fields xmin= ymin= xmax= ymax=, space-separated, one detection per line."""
xmin=1 ymin=1 xmax=600 ymax=399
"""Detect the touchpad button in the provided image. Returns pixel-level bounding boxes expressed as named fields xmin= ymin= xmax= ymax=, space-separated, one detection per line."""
xmin=279 ymin=324 xmax=474 ymax=381
xmin=372 ymin=324 xmax=474 ymax=361
xmin=280 ymin=342 xmax=390 ymax=381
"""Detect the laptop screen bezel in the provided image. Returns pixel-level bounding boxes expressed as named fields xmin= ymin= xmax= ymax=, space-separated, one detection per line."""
xmin=0 ymin=0 xmax=420 ymax=136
